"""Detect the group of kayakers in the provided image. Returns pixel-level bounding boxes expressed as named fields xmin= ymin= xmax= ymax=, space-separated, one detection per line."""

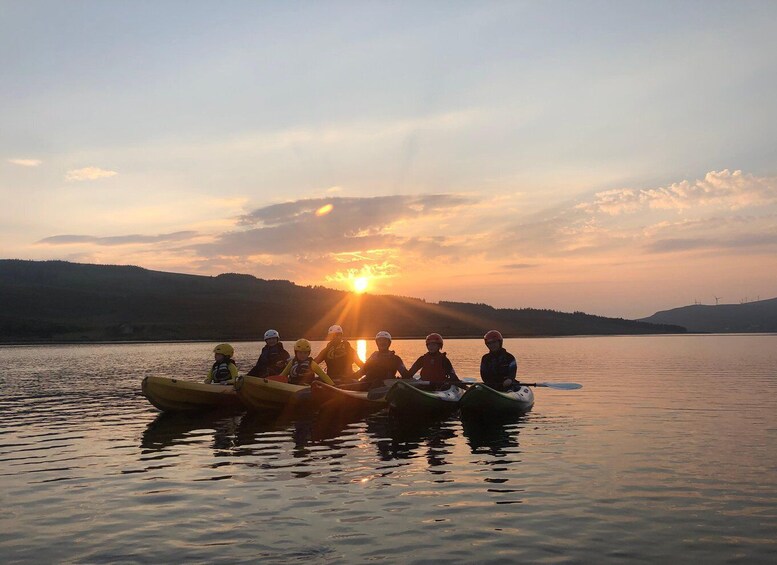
xmin=205 ymin=325 xmax=521 ymax=392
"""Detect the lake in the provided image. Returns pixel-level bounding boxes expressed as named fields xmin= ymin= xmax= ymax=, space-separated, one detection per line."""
xmin=1 ymin=335 xmax=776 ymax=563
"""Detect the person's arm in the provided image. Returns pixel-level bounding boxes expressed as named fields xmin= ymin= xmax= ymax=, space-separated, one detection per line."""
xmin=204 ymin=367 xmax=214 ymax=384
xmin=506 ymin=355 xmax=517 ymax=380
xmin=480 ymin=355 xmax=487 ymax=380
xmin=396 ymin=358 xmax=410 ymax=380
xmin=247 ymin=351 xmax=266 ymax=377
xmin=444 ymin=357 xmax=460 ymax=381
xmin=313 ymin=344 xmax=328 ymax=364
xmin=225 ymin=362 xmax=239 ymax=385
xmin=406 ymin=356 xmax=423 ymax=378
xmin=279 ymin=360 xmax=292 ymax=377
xmin=311 ymin=361 xmax=334 ymax=385
xmin=351 ymin=347 xmax=365 ymax=369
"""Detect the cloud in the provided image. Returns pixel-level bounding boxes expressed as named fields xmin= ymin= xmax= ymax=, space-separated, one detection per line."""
xmin=577 ymin=170 xmax=777 ymax=215
xmin=502 ymin=263 xmax=538 ymax=269
xmin=209 ymin=194 xmax=470 ymax=257
xmin=646 ymin=232 xmax=777 ymax=253
xmin=8 ymin=158 xmax=42 ymax=167
xmin=65 ymin=166 xmax=118 ymax=181
xmin=36 ymin=231 xmax=198 ymax=246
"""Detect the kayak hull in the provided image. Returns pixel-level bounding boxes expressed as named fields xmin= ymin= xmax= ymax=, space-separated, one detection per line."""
xmin=310 ymin=381 xmax=387 ymax=413
xmin=141 ymin=376 xmax=242 ymax=413
xmin=386 ymin=380 xmax=464 ymax=418
xmin=234 ymin=375 xmax=309 ymax=412
xmin=459 ymin=383 xmax=534 ymax=416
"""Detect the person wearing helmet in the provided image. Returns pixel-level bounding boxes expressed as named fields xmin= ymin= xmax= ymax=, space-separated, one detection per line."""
xmin=480 ymin=330 xmax=519 ymax=391
xmin=313 ymin=324 xmax=364 ymax=382
xmin=247 ymin=329 xmax=291 ymax=377
xmin=406 ymin=333 xmax=460 ymax=388
xmin=349 ymin=331 xmax=410 ymax=389
xmin=280 ymin=338 xmax=335 ymax=386
xmin=205 ymin=343 xmax=239 ymax=385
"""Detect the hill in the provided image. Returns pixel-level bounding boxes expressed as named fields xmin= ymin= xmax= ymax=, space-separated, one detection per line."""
xmin=0 ymin=259 xmax=684 ymax=342
xmin=639 ymin=298 xmax=777 ymax=333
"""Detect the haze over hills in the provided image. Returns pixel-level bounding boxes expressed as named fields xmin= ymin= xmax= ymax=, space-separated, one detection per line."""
xmin=0 ymin=259 xmax=684 ymax=342
xmin=639 ymin=297 xmax=777 ymax=333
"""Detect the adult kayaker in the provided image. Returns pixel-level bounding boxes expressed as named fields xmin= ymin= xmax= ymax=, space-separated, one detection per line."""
xmin=406 ymin=333 xmax=461 ymax=389
xmin=480 ymin=330 xmax=519 ymax=391
xmin=281 ymin=338 xmax=335 ymax=386
xmin=205 ymin=343 xmax=239 ymax=385
xmin=314 ymin=324 xmax=364 ymax=382
xmin=247 ymin=329 xmax=290 ymax=377
xmin=350 ymin=331 xmax=410 ymax=389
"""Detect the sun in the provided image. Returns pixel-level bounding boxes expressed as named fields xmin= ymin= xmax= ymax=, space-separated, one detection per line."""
xmin=352 ymin=277 xmax=369 ymax=294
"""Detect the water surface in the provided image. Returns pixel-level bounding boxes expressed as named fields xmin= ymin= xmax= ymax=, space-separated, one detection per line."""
xmin=1 ymin=335 xmax=776 ymax=563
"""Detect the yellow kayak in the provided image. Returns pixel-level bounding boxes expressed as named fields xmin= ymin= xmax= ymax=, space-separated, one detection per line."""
xmin=141 ymin=376 xmax=242 ymax=413
xmin=234 ymin=375 xmax=309 ymax=412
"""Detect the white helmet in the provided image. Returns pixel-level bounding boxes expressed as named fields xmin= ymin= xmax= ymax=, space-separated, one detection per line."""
xmin=264 ymin=329 xmax=280 ymax=340
xmin=375 ymin=331 xmax=392 ymax=341
xmin=328 ymin=324 xmax=343 ymax=335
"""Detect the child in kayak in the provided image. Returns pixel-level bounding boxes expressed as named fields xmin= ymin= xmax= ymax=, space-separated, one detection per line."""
xmin=281 ymin=339 xmax=335 ymax=386
xmin=205 ymin=343 xmax=239 ymax=385
xmin=350 ymin=331 xmax=410 ymax=389
xmin=480 ymin=330 xmax=519 ymax=391
xmin=313 ymin=324 xmax=364 ymax=383
xmin=247 ymin=329 xmax=290 ymax=377
xmin=406 ymin=333 xmax=461 ymax=389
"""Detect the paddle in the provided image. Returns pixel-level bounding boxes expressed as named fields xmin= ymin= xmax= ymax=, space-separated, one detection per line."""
xmin=460 ymin=377 xmax=582 ymax=390
xmin=520 ymin=382 xmax=582 ymax=390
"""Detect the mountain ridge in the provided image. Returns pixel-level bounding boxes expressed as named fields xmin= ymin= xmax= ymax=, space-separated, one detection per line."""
xmin=0 ymin=259 xmax=685 ymax=342
xmin=639 ymin=297 xmax=777 ymax=333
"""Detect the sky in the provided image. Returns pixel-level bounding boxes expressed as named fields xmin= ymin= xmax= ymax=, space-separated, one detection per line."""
xmin=2 ymin=1 xmax=776 ymax=319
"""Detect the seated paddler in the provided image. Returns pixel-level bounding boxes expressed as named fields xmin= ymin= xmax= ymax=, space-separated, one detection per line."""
xmin=205 ymin=343 xmax=239 ymax=385
xmin=480 ymin=330 xmax=520 ymax=391
xmin=281 ymin=338 xmax=335 ymax=386
xmin=349 ymin=331 xmax=410 ymax=390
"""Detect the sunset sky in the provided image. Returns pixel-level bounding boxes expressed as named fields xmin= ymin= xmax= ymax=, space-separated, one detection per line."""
xmin=2 ymin=1 xmax=776 ymax=318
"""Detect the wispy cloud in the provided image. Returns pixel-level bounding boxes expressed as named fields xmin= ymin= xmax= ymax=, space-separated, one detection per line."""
xmin=37 ymin=231 xmax=198 ymax=246
xmin=8 ymin=158 xmax=42 ymax=167
xmin=65 ymin=166 xmax=118 ymax=181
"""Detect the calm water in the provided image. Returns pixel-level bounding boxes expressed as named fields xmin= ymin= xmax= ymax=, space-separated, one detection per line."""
xmin=1 ymin=336 xmax=776 ymax=563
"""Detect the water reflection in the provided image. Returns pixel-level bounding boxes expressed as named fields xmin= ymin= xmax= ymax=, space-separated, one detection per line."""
xmin=366 ymin=414 xmax=457 ymax=471
xmin=140 ymin=411 xmax=242 ymax=453
xmin=461 ymin=415 xmax=524 ymax=457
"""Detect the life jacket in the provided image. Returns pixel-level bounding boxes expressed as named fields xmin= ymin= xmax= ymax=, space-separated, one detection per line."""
xmin=363 ymin=350 xmax=401 ymax=385
xmin=480 ymin=349 xmax=517 ymax=390
xmin=322 ymin=340 xmax=355 ymax=378
xmin=287 ymin=356 xmax=315 ymax=385
xmin=248 ymin=344 xmax=290 ymax=377
xmin=419 ymin=351 xmax=452 ymax=383
xmin=210 ymin=359 xmax=236 ymax=384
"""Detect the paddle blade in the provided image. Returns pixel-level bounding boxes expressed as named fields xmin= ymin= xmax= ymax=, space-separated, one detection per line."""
xmin=537 ymin=382 xmax=582 ymax=390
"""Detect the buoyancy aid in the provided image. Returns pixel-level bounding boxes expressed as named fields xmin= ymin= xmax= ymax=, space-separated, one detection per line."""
xmin=419 ymin=352 xmax=453 ymax=383
xmin=480 ymin=348 xmax=517 ymax=390
xmin=288 ymin=356 xmax=315 ymax=385
xmin=248 ymin=343 xmax=290 ymax=377
xmin=363 ymin=350 xmax=402 ymax=384
xmin=322 ymin=340 xmax=355 ymax=378
xmin=210 ymin=359 xmax=237 ymax=384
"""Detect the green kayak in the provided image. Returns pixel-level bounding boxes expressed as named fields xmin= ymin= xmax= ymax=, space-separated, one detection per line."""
xmin=459 ymin=383 xmax=534 ymax=416
xmin=385 ymin=380 xmax=465 ymax=418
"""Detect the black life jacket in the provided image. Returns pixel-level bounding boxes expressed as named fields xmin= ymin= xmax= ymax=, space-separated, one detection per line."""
xmin=248 ymin=344 xmax=290 ymax=377
xmin=210 ymin=359 xmax=236 ymax=384
xmin=322 ymin=340 xmax=355 ymax=378
xmin=288 ymin=356 xmax=315 ymax=385
xmin=363 ymin=350 xmax=401 ymax=384
xmin=480 ymin=348 xmax=517 ymax=389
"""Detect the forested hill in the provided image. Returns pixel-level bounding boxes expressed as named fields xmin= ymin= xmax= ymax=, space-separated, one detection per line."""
xmin=639 ymin=297 xmax=777 ymax=333
xmin=0 ymin=260 xmax=684 ymax=342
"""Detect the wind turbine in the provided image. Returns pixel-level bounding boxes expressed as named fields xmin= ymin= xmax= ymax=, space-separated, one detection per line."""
xmin=714 ymin=296 xmax=721 ymax=305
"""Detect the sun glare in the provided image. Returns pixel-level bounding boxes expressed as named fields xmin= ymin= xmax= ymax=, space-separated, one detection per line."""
xmin=353 ymin=277 xmax=369 ymax=293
